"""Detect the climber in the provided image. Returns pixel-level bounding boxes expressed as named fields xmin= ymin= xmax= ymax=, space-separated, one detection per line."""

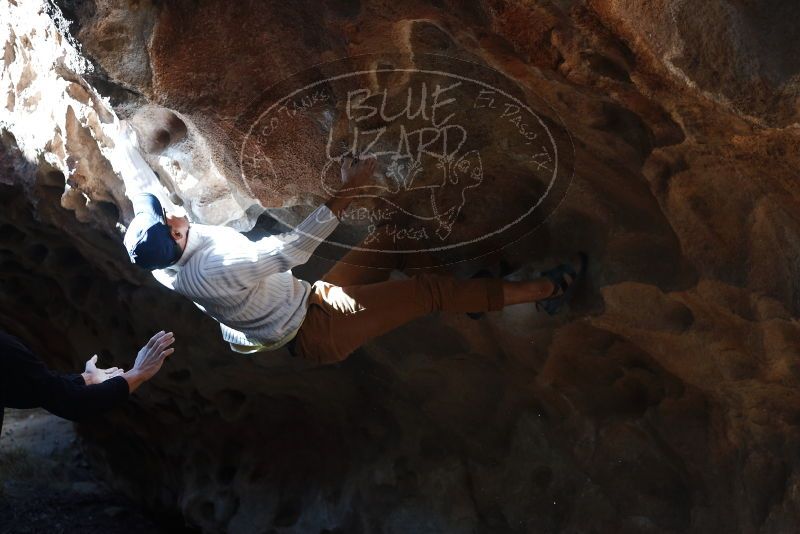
xmin=0 ymin=330 xmax=175 ymax=435
xmin=123 ymin=154 xmax=587 ymax=364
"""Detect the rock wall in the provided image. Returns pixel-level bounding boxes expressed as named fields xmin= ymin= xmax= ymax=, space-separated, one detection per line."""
xmin=2 ymin=0 xmax=800 ymax=532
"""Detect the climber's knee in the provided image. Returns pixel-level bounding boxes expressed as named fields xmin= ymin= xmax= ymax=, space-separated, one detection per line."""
xmin=292 ymin=298 xmax=352 ymax=365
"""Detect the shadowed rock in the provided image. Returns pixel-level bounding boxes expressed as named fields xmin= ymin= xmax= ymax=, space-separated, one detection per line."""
xmin=2 ymin=0 xmax=800 ymax=532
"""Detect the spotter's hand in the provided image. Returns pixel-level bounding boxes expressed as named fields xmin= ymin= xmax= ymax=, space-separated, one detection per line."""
xmin=82 ymin=354 xmax=124 ymax=385
xmin=121 ymin=331 xmax=176 ymax=393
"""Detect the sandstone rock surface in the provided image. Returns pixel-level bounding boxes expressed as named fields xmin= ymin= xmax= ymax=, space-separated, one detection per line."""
xmin=2 ymin=0 xmax=800 ymax=532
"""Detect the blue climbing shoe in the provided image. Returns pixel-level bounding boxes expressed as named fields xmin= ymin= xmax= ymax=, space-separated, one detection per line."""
xmin=535 ymin=252 xmax=588 ymax=316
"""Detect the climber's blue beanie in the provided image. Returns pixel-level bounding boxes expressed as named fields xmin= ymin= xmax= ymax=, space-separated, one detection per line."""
xmin=124 ymin=193 xmax=181 ymax=270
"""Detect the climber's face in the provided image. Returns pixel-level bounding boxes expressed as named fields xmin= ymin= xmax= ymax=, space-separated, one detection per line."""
xmin=164 ymin=210 xmax=190 ymax=253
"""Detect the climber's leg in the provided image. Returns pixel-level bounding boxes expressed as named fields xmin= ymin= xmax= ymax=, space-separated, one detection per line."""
xmin=320 ymin=246 xmax=402 ymax=286
xmin=293 ymin=272 xmax=560 ymax=364
xmin=501 ymin=278 xmax=556 ymax=306
xmin=320 ymin=225 xmax=448 ymax=287
xmin=294 ymin=273 xmax=501 ymax=364
xmin=288 ymin=225 xmax=461 ymax=360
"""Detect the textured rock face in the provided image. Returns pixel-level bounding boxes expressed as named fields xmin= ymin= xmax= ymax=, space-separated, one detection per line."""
xmin=2 ymin=0 xmax=800 ymax=532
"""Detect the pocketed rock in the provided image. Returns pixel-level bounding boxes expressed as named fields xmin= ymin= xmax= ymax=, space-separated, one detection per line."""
xmin=1 ymin=0 xmax=800 ymax=532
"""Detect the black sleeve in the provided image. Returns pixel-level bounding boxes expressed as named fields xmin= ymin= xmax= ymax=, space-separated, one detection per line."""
xmin=34 ymin=374 xmax=131 ymax=422
xmin=64 ymin=373 xmax=86 ymax=386
xmin=0 ymin=331 xmax=130 ymax=422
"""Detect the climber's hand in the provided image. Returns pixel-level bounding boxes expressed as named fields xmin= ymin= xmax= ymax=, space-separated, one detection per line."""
xmin=326 ymin=154 xmax=379 ymax=217
xmin=81 ymin=354 xmax=124 ymax=385
xmin=340 ymin=153 xmax=378 ymax=190
xmin=122 ymin=331 xmax=175 ymax=393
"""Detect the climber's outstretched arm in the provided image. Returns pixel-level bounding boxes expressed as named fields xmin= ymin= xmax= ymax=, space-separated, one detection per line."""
xmin=200 ymin=156 xmax=380 ymax=284
xmin=205 ymin=204 xmax=342 ymax=283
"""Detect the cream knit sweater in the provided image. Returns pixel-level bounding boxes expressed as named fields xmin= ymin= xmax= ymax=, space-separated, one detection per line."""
xmin=152 ymin=206 xmax=340 ymax=350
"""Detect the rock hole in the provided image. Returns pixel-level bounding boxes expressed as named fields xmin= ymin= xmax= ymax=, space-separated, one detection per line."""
xmin=95 ymin=200 xmax=120 ymax=221
xmin=598 ymin=102 xmax=653 ymax=160
xmin=50 ymin=247 xmax=87 ymax=269
xmin=0 ymin=224 xmax=26 ymax=244
xmin=411 ymin=21 xmax=455 ymax=52
xmin=68 ymin=274 xmax=91 ymax=305
xmin=325 ymin=0 xmax=360 ymax=18
xmin=0 ymin=259 xmax=26 ymax=274
xmin=581 ymin=52 xmax=631 ymax=83
xmin=664 ymin=301 xmax=695 ymax=331
xmin=24 ymin=244 xmax=47 ymax=262
xmin=134 ymin=109 xmax=187 ymax=153
xmin=41 ymin=170 xmax=65 ymax=188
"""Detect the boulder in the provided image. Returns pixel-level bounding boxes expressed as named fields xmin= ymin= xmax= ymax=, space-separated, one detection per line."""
xmin=1 ymin=0 xmax=800 ymax=531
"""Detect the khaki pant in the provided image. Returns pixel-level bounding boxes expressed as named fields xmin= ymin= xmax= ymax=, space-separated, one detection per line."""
xmin=292 ymin=241 xmax=505 ymax=364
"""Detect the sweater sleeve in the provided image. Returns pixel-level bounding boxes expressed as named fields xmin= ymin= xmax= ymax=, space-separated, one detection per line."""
xmin=64 ymin=372 xmax=86 ymax=386
xmin=206 ymin=204 xmax=340 ymax=283
xmin=113 ymin=121 xmax=160 ymax=197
